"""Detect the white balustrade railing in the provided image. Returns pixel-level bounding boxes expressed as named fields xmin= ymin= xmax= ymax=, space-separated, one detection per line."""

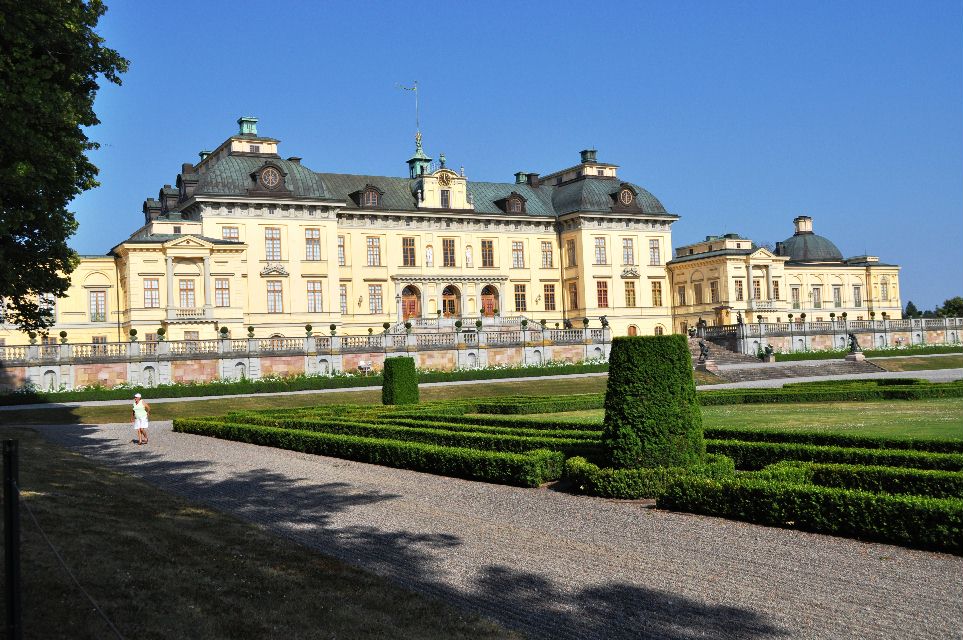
xmin=0 ymin=346 xmax=28 ymax=361
xmin=417 ymin=333 xmax=455 ymax=348
xmin=550 ymin=329 xmax=583 ymax=344
xmin=259 ymin=337 xmax=304 ymax=352
xmin=169 ymin=339 xmax=219 ymax=355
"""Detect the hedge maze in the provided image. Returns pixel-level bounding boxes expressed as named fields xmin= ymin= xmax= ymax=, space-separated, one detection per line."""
xmin=173 ymin=377 xmax=963 ymax=554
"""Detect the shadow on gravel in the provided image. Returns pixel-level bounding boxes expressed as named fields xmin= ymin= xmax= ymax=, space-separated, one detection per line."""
xmin=43 ymin=424 xmax=789 ymax=640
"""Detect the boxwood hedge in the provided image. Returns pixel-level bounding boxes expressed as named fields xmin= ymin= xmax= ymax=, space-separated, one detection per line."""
xmin=383 ymin=357 xmax=419 ymax=405
xmin=706 ymin=439 xmax=963 ymax=472
xmin=704 ymin=427 xmax=963 ymax=454
xmin=173 ymin=418 xmax=563 ymax=487
xmin=751 ymin=460 xmax=963 ymax=500
xmin=657 ymin=475 xmax=963 ymax=554
xmin=565 ymin=454 xmax=735 ymax=499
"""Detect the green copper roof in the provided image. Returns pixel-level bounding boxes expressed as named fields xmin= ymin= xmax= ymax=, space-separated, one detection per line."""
xmin=776 ymin=232 xmax=844 ymax=263
xmin=552 ymin=179 xmax=667 ymax=216
xmin=195 ymin=156 xmax=330 ymax=199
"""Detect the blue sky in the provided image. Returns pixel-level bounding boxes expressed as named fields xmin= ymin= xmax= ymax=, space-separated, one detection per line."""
xmin=75 ymin=1 xmax=962 ymax=309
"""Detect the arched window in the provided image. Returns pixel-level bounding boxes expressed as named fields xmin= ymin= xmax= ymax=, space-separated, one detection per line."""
xmin=508 ymin=197 xmax=522 ymax=213
xmin=654 ymin=325 xmax=664 ymax=336
xmin=363 ymin=189 xmax=380 ymax=207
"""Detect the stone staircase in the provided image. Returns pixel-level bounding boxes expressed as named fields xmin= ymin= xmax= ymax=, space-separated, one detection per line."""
xmin=688 ymin=338 xmax=759 ymax=366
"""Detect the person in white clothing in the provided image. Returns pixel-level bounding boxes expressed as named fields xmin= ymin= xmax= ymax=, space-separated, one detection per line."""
xmin=131 ymin=393 xmax=150 ymax=445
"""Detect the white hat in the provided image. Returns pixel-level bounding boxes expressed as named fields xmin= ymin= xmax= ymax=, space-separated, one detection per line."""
xmin=134 ymin=393 xmax=142 ymax=398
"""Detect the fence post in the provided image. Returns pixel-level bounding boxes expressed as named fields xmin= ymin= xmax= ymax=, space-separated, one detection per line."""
xmin=4 ymin=439 xmax=22 ymax=640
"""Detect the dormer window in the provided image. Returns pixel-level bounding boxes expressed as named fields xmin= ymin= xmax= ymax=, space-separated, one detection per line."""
xmin=619 ymin=189 xmax=634 ymax=205
xmin=508 ymin=198 xmax=523 ymax=213
xmin=249 ymin=145 xmax=260 ymax=153
xmin=363 ymin=189 xmax=380 ymax=207
xmin=259 ymin=166 xmax=282 ymax=190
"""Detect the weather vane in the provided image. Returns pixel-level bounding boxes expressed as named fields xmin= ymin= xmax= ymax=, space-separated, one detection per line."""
xmin=398 ymin=81 xmax=420 ymax=134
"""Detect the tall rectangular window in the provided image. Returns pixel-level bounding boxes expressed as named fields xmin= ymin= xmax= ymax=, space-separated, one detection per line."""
xmin=853 ymin=286 xmax=862 ymax=307
xmin=513 ymin=284 xmax=526 ymax=312
xmin=710 ymin=281 xmax=719 ymax=304
xmin=694 ymin=283 xmax=703 ymax=305
xmin=481 ymin=240 xmax=494 ymax=267
xmin=625 ymin=281 xmax=636 ymax=307
xmin=773 ymin=281 xmax=780 ymax=300
xmin=541 ymin=241 xmax=553 ymax=268
xmin=307 ymin=281 xmax=323 ymax=312
xmin=622 ymin=238 xmax=635 ymax=265
xmin=443 ymin=238 xmax=456 ymax=267
xmin=753 ymin=280 xmax=762 ymax=300
xmin=89 ymin=291 xmax=107 ymax=322
xmin=734 ymin=280 xmax=744 ymax=301
xmin=597 ymin=281 xmax=609 ymax=308
xmin=143 ymin=279 xmax=160 ymax=308
xmin=543 ymin=284 xmax=556 ymax=311
xmin=267 ymin=281 xmax=283 ymax=313
xmin=305 ymin=228 xmax=321 ymax=261
xmin=791 ymin=286 xmax=801 ymax=309
xmin=512 ymin=241 xmax=525 ymax=268
xmin=337 ymin=236 xmax=346 ymax=266
xmin=366 ymin=237 xmax=381 ymax=266
xmin=402 ymin=237 xmax=416 ymax=266
xmin=368 ymin=285 xmax=383 ymax=314
xmin=651 ymin=281 xmax=663 ymax=307
xmin=265 ymin=227 xmax=281 ymax=261
xmin=881 ymin=281 xmax=889 ymax=301
xmin=811 ymin=286 xmax=822 ymax=309
xmin=677 ymin=285 xmax=687 ymax=306
xmin=833 ymin=286 xmax=842 ymax=308
xmin=594 ymin=238 xmax=607 ymax=265
xmin=440 ymin=189 xmax=450 ymax=208
xmin=222 ymin=226 xmax=239 ymax=241
xmin=649 ymin=239 xmax=661 ymax=265
xmin=179 ymin=280 xmax=195 ymax=308
xmin=339 ymin=284 xmax=348 ymax=315
xmin=214 ymin=279 xmax=230 ymax=307
xmin=569 ymin=282 xmax=579 ymax=309
xmin=566 ymin=239 xmax=577 ymax=267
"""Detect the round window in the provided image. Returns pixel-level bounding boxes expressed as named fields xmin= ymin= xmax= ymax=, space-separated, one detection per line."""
xmin=619 ymin=189 xmax=634 ymax=205
xmin=260 ymin=167 xmax=282 ymax=189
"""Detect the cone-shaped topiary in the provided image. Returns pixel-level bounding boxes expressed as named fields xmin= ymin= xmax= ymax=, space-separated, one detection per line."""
xmin=601 ymin=335 xmax=704 ymax=469
xmin=382 ymin=356 xmax=419 ymax=405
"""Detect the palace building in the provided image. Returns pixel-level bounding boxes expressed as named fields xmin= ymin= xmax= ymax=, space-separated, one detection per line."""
xmin=0 ymin=117 xmax=901 ymax=347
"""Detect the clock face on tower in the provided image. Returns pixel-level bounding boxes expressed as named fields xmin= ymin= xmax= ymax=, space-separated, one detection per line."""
xmin=437 ymin=172 xmax=451 ymax=187
xmin=260 ymin=167 xmax=282 ymax=189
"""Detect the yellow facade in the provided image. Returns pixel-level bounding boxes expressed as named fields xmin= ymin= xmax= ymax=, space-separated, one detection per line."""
xmin=667 ymin=218 xmax=901 ymax=334
xmin=0 ymin=122 xmax=899 ymax=347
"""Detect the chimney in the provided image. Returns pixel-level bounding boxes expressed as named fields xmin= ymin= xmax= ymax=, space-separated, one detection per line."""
xmin=287 ymin=157 xmax=302 ymax=164
xmin=237 ymin=116 xmax=258 ymax=136
xmin=580 ymin=149 xmax=597 ymax=163
xmin=793 ymin=215 xmax=813 ymax=234
xmin=775 ymin=241 xmax=786 ymax=255
xmin=198 ymin=150 xmax=212 ymax=161
xmin=514 ymin=171 xmax=527 ymax=185
xmin=527 ymin=173 xmax=540 ymax=187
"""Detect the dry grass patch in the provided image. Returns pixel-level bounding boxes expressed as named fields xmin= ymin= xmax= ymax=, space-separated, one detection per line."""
xmin=0 ymin=427 xmax=519 ymax=640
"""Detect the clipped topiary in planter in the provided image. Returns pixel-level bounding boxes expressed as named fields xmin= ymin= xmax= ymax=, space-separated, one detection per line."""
xmin=382 ymin=356 xmax=419 ymax=405
xmin=601 ymin=334 xmax=705 ymax=469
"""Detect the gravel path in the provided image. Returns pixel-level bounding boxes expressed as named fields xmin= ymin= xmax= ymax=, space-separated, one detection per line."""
xmin=36 ymin=421 xmax=962 ymax=640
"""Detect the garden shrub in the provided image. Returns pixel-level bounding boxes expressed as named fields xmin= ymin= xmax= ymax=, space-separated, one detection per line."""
xmin=704 ymin=427 xmax=963 ymax=454
xmin=601 ymin=335 xmax=704 ymax=469
xmin=565 ymin=454 xmax=734 ymax=499
xmin=382 ymin=356 xmax=419 ymax=405
xmin=753 ymin=460 xmax=963 ymax=500
xmin=657 ymin=475 xmax=963 ymax=554
xmin=707 ymin=439 xmax=963 ymax=472
xmin=173 ymin=418 xmax=563 ymax=487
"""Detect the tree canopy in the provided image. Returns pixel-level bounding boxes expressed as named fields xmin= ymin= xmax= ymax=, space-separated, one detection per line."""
xmin=937 ymin=296 xmax=963 ymax=318
xmin=0 ymin=0 xmax=127 ymax=333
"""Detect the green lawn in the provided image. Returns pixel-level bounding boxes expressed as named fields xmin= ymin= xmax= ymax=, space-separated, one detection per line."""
xmin=871 ymin=354 xmax=963 ymax=372
xmin=541 ymin=397 xmax=963 ymax=440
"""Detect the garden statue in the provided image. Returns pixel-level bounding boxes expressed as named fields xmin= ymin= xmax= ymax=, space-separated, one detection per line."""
xmin=848 ymin=332 xmax=862 ymax=353
xmin=698 ymin=339 xmax=710 ymax=364
xmin=764 ymin=345 xmax=774 ymax=356
xmin=736 ymin=311 xmax=743 ymax=325
xmin=425 ymin=245 xmax=433 ymax=267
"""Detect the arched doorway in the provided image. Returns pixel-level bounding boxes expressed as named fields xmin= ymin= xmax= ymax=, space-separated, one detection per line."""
xmin=401 ymin=285 xmax=421 ymax=320
xmin=627 ymin=325 xmax=639 ymax=336
xmin=480 ymin=285 xmax=498 ymax=317
xmin=442 ymin=285 xmax=461 ymax=317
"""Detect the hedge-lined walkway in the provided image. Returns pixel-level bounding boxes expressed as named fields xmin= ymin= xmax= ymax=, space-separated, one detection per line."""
xmin=38 ymin=421 xmax=962 ymax=640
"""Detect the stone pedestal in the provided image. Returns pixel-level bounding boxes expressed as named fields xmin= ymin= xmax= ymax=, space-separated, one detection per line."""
xmin=696 ymin=359 xmax=719 ymax=373
xmin=763 ymin=354 xmax=776 ymax=363
xmin=845 ymin=352 xmax=866 ymax=362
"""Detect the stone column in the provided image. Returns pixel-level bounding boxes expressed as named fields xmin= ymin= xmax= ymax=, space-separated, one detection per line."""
xmin=746 ymin=261 xmax=754 ymax=302
xmin=766 ymin=265 xmax=773 ymax=301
